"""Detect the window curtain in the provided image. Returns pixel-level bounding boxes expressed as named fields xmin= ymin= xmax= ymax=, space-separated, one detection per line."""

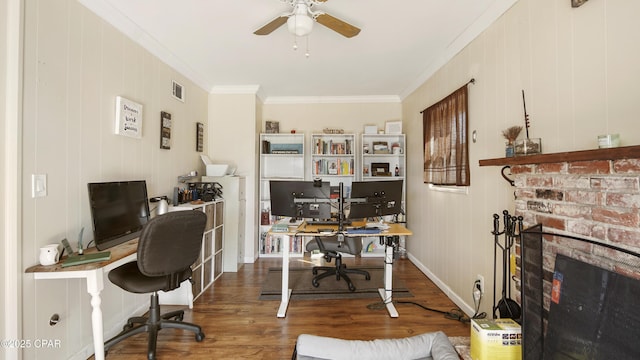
xmin=422 ymin=85 xmax=470 ymax=186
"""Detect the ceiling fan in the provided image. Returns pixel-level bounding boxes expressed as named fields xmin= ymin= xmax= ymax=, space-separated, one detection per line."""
xmin=254 ymin=0 xmax=361 ymax=38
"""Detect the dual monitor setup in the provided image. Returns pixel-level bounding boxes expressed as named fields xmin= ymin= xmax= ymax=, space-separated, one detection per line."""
xmin=269 ymin=179 xmax=404 ymax=230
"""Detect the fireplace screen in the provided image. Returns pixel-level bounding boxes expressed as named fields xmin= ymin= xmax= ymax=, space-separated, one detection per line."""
xmin=521 ymin=225 xmax=640 ymax=360
xmin=544 ymin=254 xmax=640 ymax=359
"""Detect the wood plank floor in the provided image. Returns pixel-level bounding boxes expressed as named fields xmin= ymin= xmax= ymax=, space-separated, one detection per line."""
xmin=101 ymin=256 xmax=470 ymax=359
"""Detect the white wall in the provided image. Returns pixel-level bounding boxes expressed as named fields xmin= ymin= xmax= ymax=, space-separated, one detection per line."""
xmin=402 ymin=0 xmax=640 ymax=316
xmin=208 ymin=91 xmax=260 ymax=262
xmin=262 ymin=100 xmax=403 ymax=177
xmin=20 ymin=0 xmax=209 ymax=358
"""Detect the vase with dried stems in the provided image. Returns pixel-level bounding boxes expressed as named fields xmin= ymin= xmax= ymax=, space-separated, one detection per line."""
xmin=502 ymin=126 xmax=522 ymax=157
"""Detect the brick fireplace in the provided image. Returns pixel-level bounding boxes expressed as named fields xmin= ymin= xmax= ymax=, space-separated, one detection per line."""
xmin=481 ymin=146 xmax=640 ymax=305
xmin=480 ymin=145 xmax=640 ymax=358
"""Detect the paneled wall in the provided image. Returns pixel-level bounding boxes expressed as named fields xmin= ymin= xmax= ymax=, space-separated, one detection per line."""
xmin=20 ymin=0 xmax=208 ymax=358
xmin=402 ymin=0 xmax=640 ymax=316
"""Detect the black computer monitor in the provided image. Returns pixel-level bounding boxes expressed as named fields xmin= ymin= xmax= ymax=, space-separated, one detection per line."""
xmin=269 ymin=180 xmax=332 ymax=219
xmin=347 ymin=180 xmax=403 ymax=219
xmin=87 ymin=180 xmax=151 ymax=251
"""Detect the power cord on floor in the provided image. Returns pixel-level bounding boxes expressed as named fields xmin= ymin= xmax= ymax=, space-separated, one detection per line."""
xmin=366 ymin=298 xmax=473 ymax=324
xmin=367 ymin=280 xmax=488 ymax=324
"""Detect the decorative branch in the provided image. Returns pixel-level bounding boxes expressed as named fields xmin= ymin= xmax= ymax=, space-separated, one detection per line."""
xmin=522 ymin=90 xmax=530 ymax=139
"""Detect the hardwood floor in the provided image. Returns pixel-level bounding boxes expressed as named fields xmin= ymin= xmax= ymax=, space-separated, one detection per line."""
xmin=101 ymin=256 xmax=470 ymax=359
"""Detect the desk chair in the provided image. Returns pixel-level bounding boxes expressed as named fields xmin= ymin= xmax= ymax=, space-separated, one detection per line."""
xmin=104 ymin=211 xmax=207 ymax=360
xmin=306 ymin=235 xmax=370 ymax=292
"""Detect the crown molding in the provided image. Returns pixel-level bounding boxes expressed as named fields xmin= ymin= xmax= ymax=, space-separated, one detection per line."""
xmin=263 ymin=95 xmax=401 ymax=105
xmin=399 ymin=0 xmax=519 ymax=100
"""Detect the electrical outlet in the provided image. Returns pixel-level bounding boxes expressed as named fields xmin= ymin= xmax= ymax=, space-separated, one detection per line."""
xmin=476 ymin=274 xmax=485 ymax=294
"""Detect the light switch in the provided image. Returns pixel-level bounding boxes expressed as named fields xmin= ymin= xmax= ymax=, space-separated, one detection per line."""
xmin=32 ymin=174 xmax=47 ymax=198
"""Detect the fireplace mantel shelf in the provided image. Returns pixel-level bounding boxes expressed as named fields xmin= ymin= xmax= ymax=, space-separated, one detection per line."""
xmin=479 ymin=145 xmax=640 ymax=167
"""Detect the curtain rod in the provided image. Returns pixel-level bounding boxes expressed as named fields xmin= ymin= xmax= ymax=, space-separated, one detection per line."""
xmin=420 ymin=78 xmax=475 ymax=114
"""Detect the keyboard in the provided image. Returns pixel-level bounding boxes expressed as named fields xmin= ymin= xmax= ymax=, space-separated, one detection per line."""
xmin=346 ymin=228 xmax=381 ymax=234
xmin=61 ymin=251 xmax=111 ymax=268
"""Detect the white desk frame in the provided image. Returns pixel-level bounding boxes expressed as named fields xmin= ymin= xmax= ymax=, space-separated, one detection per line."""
xmin=29 ymin=252 xmax=136 ymax=360
xmin=273 ymin=223 xmax=411 ymax=318
xmin=25 ymin=239 xmax=192 ymax=360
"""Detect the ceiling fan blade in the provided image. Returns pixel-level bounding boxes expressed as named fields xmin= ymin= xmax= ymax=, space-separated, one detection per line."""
xmin=254 ymin=16 xmax=288 ymax=35
xmin=315 ymin=13 xmax=360 ymax=38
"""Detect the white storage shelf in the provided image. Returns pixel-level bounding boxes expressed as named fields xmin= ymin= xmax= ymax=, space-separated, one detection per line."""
xmin=361 ymin=134 xmax=405 ymax=181
xmin=164 ymin=199 xmax=223 ymax=305
xmin=259 ymin=133 xmax=306 ymax=258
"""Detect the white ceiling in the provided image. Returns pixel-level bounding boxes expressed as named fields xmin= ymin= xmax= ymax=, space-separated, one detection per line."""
xmin=79 ymin=0 xmax=518 ymax=102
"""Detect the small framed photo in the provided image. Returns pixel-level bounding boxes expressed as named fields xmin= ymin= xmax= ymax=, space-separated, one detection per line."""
xmin=172 ymin=80 xmax=184 ymax=102
xmin=265 ymin=121 xmax=279 ymax=133
xmin=364 ymin=125 xmax=378 ymax=134
xmin=160 ymin=111 xmax=171 ymax=149
xmin=385 ymin=120 xmax=402 ymax=135
xmin=196 ymin=122 xmax=204 ymax=152
xmin=371 ymin=162 xmax=390 ymax=176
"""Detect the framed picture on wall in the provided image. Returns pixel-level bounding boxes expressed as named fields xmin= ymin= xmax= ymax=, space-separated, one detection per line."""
xmin=196 ymin=122 xmax=204 ymax=152
xmin=160 ymin=111 xmax=171 ymax=149
xmin=115 ymin=96 xmax=143 ymax=139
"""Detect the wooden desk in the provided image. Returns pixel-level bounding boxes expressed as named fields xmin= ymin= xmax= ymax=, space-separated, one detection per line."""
xmin=25 ymin=239 xmax=139 ymax=360
xmin=269 ymin=222 xmax=412 ymax=318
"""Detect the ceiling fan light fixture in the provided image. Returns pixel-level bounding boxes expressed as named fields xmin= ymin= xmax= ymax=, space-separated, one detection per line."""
xmin=287 ymin=14 xmax=314 ymax=37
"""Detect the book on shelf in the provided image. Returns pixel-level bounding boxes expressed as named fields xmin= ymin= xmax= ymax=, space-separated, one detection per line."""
xmin=313 ymin=158 xmax=354 ymax=176
xmin=314 ymin=138 xmax=353 ymax=155
xmin=271 ymin=150 xmax=299 ymax=154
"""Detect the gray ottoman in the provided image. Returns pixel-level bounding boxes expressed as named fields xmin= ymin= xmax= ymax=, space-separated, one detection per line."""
xmin=294 ymin=331 xmax=460 ymax=360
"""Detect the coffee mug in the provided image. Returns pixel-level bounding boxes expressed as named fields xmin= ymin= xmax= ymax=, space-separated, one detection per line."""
xmin=39 ymin=244 xmax=60 ymax=266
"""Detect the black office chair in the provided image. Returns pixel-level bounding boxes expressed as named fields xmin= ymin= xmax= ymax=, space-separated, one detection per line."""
xmin=306 ymin=235 xmax=370 ymax=292
xmin=104 ymin=211 xmax=207 ymax=360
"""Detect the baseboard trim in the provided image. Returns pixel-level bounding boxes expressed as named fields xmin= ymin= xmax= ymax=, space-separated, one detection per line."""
xmin=406 ymin=253 xmax=475 ymax=316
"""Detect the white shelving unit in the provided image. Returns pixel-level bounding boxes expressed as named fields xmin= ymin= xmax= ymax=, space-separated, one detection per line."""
xmin=360 ymin=133 xmax=406 ymax=183
xmin=310 ymin=133 xmax=356 ymax=189
xmin=259 ymin=133 xmax=305 ymax=258
xmin=202 ymin=175 xmax=245 ymax=272
xmin=359 ymin=133 xmax=406 ymax=257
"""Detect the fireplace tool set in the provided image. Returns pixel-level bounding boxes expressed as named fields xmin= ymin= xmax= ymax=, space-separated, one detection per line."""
xmin=492 ymin=210 xmax=523 ymax=320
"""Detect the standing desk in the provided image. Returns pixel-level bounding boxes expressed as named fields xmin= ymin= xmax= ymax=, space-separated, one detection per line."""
xmin=269 ymin=221 xmax=412 ymax=318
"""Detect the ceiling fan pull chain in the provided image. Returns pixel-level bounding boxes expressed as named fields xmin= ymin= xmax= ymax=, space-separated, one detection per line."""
xmin=305 ymin=36 xmax=310 ymax=58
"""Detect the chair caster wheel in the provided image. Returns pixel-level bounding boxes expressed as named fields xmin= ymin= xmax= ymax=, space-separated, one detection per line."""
xmin=348 ymin=284 xmax=356 ymax=292
xmin=312 ymin=269 xmax=318 ymax=275
xmin=123 ymin=323 xmax=133 ymax=331
xmin=312 ymin=280 xmax=320 ymax=288
xmin=365 ymin=274 xmax=371 ymax=280
xmin=175 ymin=314 xmax=184 ymax=322
xmin=195 ymin=332 xmax=205 ymax=342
